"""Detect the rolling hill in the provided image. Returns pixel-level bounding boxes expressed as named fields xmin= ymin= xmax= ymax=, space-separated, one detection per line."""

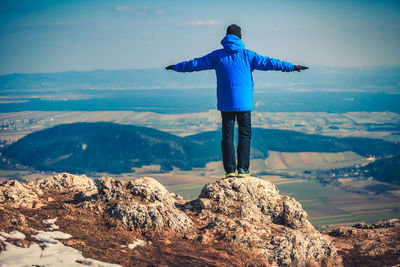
xmin=2 ymin=122 xmax=399 ymax=174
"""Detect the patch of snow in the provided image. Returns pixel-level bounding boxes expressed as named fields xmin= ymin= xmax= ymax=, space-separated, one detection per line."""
xmin=43 ymin=217 xmax=61 ymax=230
xmin=48 ymin=224 xmax=60 ymax=230
xmin=0 ymin=228 xmax=122 ymax=267
xmin=127 ymin=239 xmax=146 ymax=249
xmin=33 ymin=230 xmax=72 ymax=244
xmin=0 ymin=231 xmax=26 ymax=240
xmin=43 ymin=217 xmax=58 ymax=224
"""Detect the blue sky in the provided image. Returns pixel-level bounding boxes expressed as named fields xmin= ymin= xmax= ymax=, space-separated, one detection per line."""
xmin=0 ymin=0 xmax=400 ymax=74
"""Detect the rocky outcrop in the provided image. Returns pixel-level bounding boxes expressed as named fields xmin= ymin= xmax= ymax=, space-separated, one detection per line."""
xmin=193 ymin=176 xmax=313 ymax=229
xmin=186 ymin=177 xmax=338 ymax=266
xmin=33 ymin=173 xmax=98 ymax=196
xmin=326 ymin=219 xmax=400 ymax=266
xmin=94 ymin=177 xmax=193 ymax=232
xmin=0 ymin=174 xmax=354 ymax=266
xmin=0 ymin=173 xmax=98 ymax=209
xmin=0 ymin=180 xmax=43 ymax=209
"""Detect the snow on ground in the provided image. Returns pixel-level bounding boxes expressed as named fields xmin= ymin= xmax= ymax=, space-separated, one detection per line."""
xmin=0 ymin=230 xmax=26 ymax=240
xmin=0 ymin=218 xmax=122 ymax=267
xmin=127 ymin=239 xmax=146 ymax=249
xmin=43 ymin=217 xmax=60 ymax=230
xmin=120 ymin=238 xmax=149 ymax=249
xmin=43 ymin=218 xmax=58 ymax=225
xmin=33 ymin=230 xmax=72 ymax=243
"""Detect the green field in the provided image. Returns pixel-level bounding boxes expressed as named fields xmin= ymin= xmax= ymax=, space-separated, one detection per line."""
xmin=272 ymin=179 xmax=400 ymax=230
xmin=1 ymin=110 xmax=399 ymax=142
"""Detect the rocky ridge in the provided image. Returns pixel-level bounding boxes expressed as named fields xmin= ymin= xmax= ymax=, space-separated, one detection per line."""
xmin=0 ymin=173 xmax=398 ymax=266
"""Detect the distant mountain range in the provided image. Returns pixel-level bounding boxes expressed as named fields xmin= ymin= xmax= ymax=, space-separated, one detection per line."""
xmin=2 ymin=122 xmax=399 ymax=174
xmin=1 ymin=65 xmax=399 ymax=92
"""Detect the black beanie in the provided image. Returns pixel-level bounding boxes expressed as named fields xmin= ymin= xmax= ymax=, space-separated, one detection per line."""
xmin=226 ymin=24 xmax=241 ymax=39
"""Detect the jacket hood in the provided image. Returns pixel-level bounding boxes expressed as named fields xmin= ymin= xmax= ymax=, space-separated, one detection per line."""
xmin=221 ymin=34 xmax=245 ymax=53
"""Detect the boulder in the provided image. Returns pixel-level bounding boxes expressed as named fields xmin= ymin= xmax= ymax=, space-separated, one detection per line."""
xmin=31 ymin=173 xmax=98 ymax=196
xmin=194 ymin=176 xmax=313 ymax=230
xmin=190 ymin=177 xmax=339 ymax=266
xmin=95 ymin=177 xmax=193 ymax=232
xmin=0 ymin=180 xmax=43 ymax=209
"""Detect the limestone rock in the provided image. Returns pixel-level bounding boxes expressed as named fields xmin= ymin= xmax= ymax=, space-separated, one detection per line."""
xmin=31 ymin=173 xmax=98 ymax=196
xmin=94 ymin=177 xmax=193 ymax=232
xmin=190 ymin=177 xmax=339 ymax=266
xmin=195 ymin=176 xmax=313 ymax=230
xmin=128 ymin=177 xmax=175 ymax=205
xmin=96 ymin=177 xmax=128 ymax=201
xmin=0 ymin=180 xmax=43 ymax=209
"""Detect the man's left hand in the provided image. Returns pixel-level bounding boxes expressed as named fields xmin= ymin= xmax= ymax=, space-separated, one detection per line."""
xmin=293 ymin=65 xmax=309 ymax=72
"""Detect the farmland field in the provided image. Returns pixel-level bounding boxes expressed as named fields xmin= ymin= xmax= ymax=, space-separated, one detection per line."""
xmin=1 ymin=110 xmax=399 ymax=143
xmin=264 ymin=151 xmax=367 ymax=171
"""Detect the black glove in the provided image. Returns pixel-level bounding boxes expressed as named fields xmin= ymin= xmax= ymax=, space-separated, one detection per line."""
xmin=165 ymin=65 xmax=175 ymax=70
xmin=293 ymin=65 xmax=309 ymax=72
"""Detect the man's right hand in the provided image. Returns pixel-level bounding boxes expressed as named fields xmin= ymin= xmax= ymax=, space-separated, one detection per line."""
xmin=165 ymin=65 xmax=175 ymax=70
xmin=293 ymin=65 xmax=309 ymax=72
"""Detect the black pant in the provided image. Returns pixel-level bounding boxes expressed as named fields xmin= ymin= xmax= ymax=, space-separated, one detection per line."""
xmin=221 ymin=111 xmax=251 ymax=173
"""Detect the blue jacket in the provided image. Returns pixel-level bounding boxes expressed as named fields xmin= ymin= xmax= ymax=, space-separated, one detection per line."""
xmin=173 ymin=34 xmax=294 ymax=112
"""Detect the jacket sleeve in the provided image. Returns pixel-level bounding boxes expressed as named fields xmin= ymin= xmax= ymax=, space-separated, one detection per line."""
xmin=173 ymin=51 xmax=218 ymax=72
xmin=247 ymin=50 xmax=294 ymax=72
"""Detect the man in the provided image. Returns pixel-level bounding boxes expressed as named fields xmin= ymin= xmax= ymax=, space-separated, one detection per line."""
xmin=166 ymin=24 xmax=308 ymax=178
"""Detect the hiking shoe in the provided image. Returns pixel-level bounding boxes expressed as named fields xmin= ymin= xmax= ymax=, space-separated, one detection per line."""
xmin=225 ymin=172 xmax=236 ymax=178
xmin=237 ymin=169 xmax=250 ymax=178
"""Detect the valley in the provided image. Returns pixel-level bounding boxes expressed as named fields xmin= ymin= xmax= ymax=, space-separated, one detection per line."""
xmin=0 ymin=73 xmax=399 ymax=234
xmin=0 ymin=110 xmax=399 ymax=232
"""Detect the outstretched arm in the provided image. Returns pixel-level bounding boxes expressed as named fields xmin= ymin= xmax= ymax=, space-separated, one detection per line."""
xmin=249 ymin=50 xmax=294 ymax=72
xmin=165 ymin=51 xmax=218 ymax=72
xmin=248 ymin=50 xmax=308 ymax=72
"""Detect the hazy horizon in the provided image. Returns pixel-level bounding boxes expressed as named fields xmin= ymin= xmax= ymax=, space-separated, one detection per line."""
xmin=2 ymin=63 xmax=400 ymax=76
